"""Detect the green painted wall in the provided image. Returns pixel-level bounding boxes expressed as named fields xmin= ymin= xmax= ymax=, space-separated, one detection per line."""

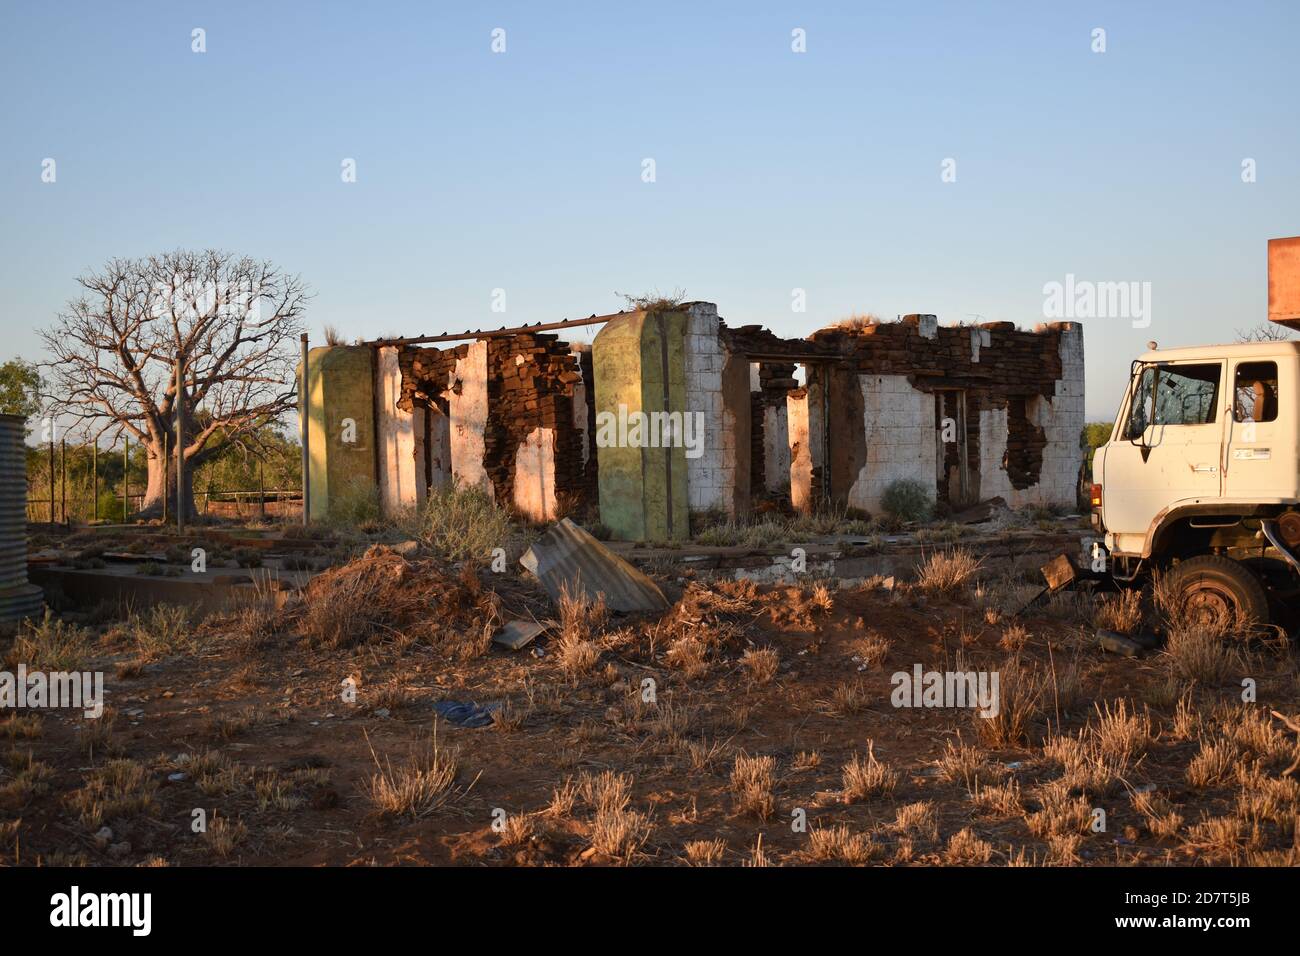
xmin=593 ymin=310 xmax=689 ymax=541
xmin=302 ymin=345 xmax=377 ymax=522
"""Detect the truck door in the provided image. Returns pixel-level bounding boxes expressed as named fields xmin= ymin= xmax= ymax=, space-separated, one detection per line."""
xmin=1223 ymin=359 xmax=1282 ymax=499
xmin=1103 ymin=360 xmax=1225 ymax=555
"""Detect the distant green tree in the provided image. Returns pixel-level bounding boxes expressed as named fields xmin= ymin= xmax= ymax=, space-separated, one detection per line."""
xmin=1080 ymin=422 xmax=1112 ymax=463
xmin=0 ymin=358 xmax=43 ymax=433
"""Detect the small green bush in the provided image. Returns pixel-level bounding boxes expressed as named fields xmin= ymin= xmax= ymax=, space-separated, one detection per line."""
xmin=407 ymin=482 xmax=518 ymax=564
xmin=880 ymin=478 xmax=933 ymax=523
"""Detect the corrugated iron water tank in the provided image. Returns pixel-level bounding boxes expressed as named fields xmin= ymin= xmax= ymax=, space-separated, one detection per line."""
xmin=0 ymin=414 xmax=43 ymax=623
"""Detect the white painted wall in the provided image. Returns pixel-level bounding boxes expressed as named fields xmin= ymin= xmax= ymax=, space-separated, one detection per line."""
xmin=448 ymin=340 xmax=491 ymax=493
xmin=847 ymin=374 xmax=937 ymax=514
xmin=513 ymin=426 xmax=557 ymax=521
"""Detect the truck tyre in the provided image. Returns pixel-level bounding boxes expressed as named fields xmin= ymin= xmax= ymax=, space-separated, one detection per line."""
xmin=1164 ymin=555 xmax=1269 ymax=629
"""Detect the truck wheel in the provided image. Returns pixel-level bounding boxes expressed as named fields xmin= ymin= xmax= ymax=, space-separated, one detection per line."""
xmin=1164 ymin=555 xmax=1269 ymax=629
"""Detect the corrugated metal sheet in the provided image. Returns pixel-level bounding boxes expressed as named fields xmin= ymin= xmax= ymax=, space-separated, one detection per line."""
xmin=520 ymin=518 xmax=668 ymax=613
xmin=0 ymin=414 xmax=44 ymax=623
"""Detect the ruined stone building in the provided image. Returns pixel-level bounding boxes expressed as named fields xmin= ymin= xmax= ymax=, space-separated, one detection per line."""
xmin=302 ymin=304 xmax=1083 ymax=540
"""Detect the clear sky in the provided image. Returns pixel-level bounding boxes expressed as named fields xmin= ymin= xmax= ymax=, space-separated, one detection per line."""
xmin=2 ymin=0 xmax=1298 ymax=420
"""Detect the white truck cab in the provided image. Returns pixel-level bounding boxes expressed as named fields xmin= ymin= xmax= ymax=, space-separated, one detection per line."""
xmin=1091 ymin=340 xmax=1300 ymax=625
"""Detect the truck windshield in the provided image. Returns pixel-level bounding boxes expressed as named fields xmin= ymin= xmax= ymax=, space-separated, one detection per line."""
xmin=1124 ymin=362 xmax=1220 ymax=438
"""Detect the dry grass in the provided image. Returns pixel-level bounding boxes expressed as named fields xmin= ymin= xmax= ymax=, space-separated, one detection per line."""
xmin=581 ymin=770 xmax=649 ymax=862
xmin=665 ymin=635 xmax=709 ymax=680
xmin=1165 ymin=625 xmax=1242 ymax=684
xmin=823 ymin=679 xmax=871 ymax=716
xmin=1092 ymin=699 xmax=1153 ymax=760
xmin=202 ymin=814 xmax=248 ymax=859
xmin=740 ymin=647 xmax=779 ymax=685
xmin=894 ymin=800 xmax=939 ymax=840
xmin=974 ymin=658 xmax=1043 ymax=748
xmin=366 ymin=729 xmax=459 ymax=818
xmin=841 ymin=743 xmax=898 ymax=803
xmin=807 ymin=824 xmax=878 ymax=863
xmin=7 ymin=612 xmax=93 ymax=670
xmin=944 ymin=827 xmax=994 ymax=864
xmin=971 ymin=780 xmax=1023 ymax=817
xmin=1094 ymin=589 xmax=1144 ymax=635
xmin=730 ymin=754 xmax=777 ymax=820
xmin=916 ymin=549 xmax=982 ymax=593
xmin=65 ymin=758 xmax=158 ymax=829
xmin=999 ymin=623 xmax=1030 ymax=652
xmin=1186 ymin=738 xmax=1238 ymax=789
xmin=937 ymin=740 xmax=987 ymax=792
xmin=852 ymin=629 xmax=892 ymax=668
xmin=684 ymin=838 xmax=727 ymax=866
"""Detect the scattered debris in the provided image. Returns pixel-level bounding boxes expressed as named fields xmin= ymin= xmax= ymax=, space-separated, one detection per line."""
xmin=1009 ymin=553 xmax=1079 ymax=618
xmin=1097 ymin=629 xmax=1145 ymax=657
xmin=433 ymin=700 xmax=501 ymax=729
xmin=520 ymin=518 xmax=668 ymax=613
xmin=493 ymin=619 xmax=556 ymax=651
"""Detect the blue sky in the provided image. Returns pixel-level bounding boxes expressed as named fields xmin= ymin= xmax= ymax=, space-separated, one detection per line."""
xmin=2 ymin=1 xmax=1297 ymax=419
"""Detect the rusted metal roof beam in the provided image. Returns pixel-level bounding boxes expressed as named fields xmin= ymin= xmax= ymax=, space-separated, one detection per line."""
xmin=362 ymin=311 xmax=632 ymax=347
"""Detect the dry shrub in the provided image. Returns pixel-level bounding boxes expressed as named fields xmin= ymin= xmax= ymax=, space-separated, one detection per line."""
xmin=558 ymin=583 xmax=609 ymax=641
xmin=665 ymin=635 xmax=709 ymax=679
xmin=546 ymin=777 xmax=579 ymax=818
xmin=937 ymin=739 xmax=985 ymax=791
xmin=1219 ymin=704 xmax=1292 ymax=765
xmin=1131 ymin=789 xmax=1184 ymax=840
xmin=8 ymin=612 xmax=93 ymax=670
xmin=1186 ymin=738 xmax=1238 ymax=789
xmin=1165 ymin=625 xmax=1242 ymax=684
xmin=202 ymin=814 xmax=249 ymax=859
xmin=973 ymin=658 xmax=1043 ymax=748
xmin=823 ymin=679 xmax=871 ymax=716
xmin=1094 ymin=589 xmax=1144 ymax=635
xmin=1042 ymin=732 xmax=1129 ymax=797
xmin=808 ymin=824 xmax=878 ymax=864
xmin=999 ymin=623 xmax=1029 ymax=652
xmin=944 ymin=827 xmax=994 ymax=864
xmin=582 ymin=771 xmax=649 ymax=862
xmin=1046 ymin=833 xmax=1082 ymax=865
xmin=916 ymin=549 xmax=982 ymax=593
xmin=684 ymin=838 xmax=727 ymax=866
xmin=0 ymin=712 xmax=41 ymax=743
xmin=0 ymin=818 xmax=20 ymax=850
xmin=300 ymin=546 xmax=498 ymax=651
xmin=894 ymin=800 xmax=939 ymax=840
xmin=65 ymin=758 xmax=158 ymax=829
xmin=1185 ymin=815 xmax=1246 ymax=855
xmin=740 ymin=646 xmax=779 ymax=685
xmin=1092 ymin=699 xmax=1153 ymax=760
xmin=971 ymin=780 xmax=1023 ymax=817
xmin=498 ymin=813 xmax=535 ymax=847
xmin=411 ymin=483 xmax=517 ymax=563
xmin=1025 ymin=779 xmax=1093 ymax=838
xmin=853 ymin=629 xmax=891 ymax=668
xmin=841 ymin=743 xmax=898 ymax=803
xmin=557 ymin=633 xmax=602 ymax=679
xmin=366 ymin=728 xmax=459 ymax=818
xmin=730 ymin=754 xmax=777 ymax=820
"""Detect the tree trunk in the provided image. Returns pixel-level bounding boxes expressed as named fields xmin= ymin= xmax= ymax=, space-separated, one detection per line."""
xmin=136 ymin=443 xmax=198 ymax=520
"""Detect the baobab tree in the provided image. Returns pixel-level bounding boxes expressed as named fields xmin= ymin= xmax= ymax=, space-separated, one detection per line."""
xmin=40 ymin=250 xmax=310 ymax=518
